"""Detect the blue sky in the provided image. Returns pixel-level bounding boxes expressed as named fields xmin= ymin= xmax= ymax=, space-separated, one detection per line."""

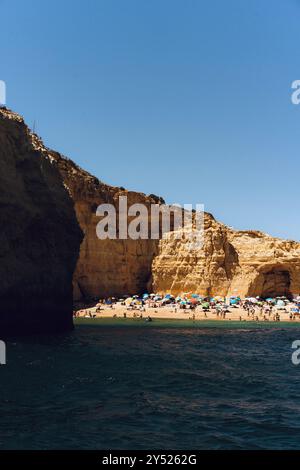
xmin=1 ymin=0 xmax=300 ymax=240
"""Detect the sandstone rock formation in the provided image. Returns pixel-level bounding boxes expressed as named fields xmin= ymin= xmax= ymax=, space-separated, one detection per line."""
xmin=152 ymin=214 xmax=300 ymax=299
xmin=2 ymin=107 xmax=300 ymax=313
xmin=0 ymin=108 xmax=82 ymax=334
xmin=42 ymin=150 xmax=161 ymax=300
xmin=36 ymin=127 xmax=300 ymax=301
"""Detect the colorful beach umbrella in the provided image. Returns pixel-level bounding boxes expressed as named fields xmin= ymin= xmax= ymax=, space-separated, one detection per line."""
xmin=247 ymin=297 xmax=258 ymax=303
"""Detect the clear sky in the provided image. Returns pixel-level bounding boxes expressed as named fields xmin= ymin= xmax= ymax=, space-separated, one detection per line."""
xmin=1 ymin=0 xmax=300 ymax=240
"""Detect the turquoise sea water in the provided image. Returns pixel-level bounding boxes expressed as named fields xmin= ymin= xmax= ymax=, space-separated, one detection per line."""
xmin=1 ymin=319 xmax=300 ymax=449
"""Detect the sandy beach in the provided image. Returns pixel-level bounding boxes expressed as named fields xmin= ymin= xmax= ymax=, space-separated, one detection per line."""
xmin=75 ymin=302 xmax=300 ymax=323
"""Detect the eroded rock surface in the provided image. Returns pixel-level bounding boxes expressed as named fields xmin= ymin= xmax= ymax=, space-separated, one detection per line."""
xmin=46 ymin=150 xmax=161 ymax=300
xmin=0 ymin=108 xmax=83 ymax=334
xmin=3 ymin=107 xmax=300 ymax=311
xmin=152 ymin=216 xmax=300 ymax=298
xmin=44 ymin=133 xmax=300 ymax=300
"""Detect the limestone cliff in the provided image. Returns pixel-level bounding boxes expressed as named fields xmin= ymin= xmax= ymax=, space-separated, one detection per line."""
xmin=152 ymin=215 xmax=300 ymax=298
xmin=152 ymin=213 xmax=239 ymax=296
xmin=0 ymin=108 xmax=83 ymax=334
xmin=46 ymin=150 xmax=161 ymax=300
xmin=40 ymin=136 xmax=300 ymax=301
xmin=3 ymin=107 xmax=300 ymax=308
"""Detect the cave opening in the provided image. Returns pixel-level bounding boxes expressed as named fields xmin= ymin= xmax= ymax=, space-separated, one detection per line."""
xmin=260 ymin=269 xmax=292 ymax=299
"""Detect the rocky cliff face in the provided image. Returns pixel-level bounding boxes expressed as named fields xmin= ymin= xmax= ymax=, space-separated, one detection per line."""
xmin=55 ymin=147 xmax=300 ymax=300
xmin=43 ymin=136 xmax=300 ymax=301
xmin=46 ymin=150 xmax=161 ymax=300
xmin=152 ymin=215 xmax=300 ymax=298
xmin=152 ymin=213 xmax=239 ymax=296
xmin=0 ymin=108 xmax=83 ymax=334
xmin=3 ymin=107 xmax=300 ymax=312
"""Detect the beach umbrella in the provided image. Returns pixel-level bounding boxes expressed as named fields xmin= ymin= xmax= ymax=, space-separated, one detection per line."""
xmin=143 ymin=293 xmax=149 ymax=299
xmin=125 ymin=297 xmax=133 ymax=305
xmin=191 ymin=294 xmax=199 ymax=298
xmin=277 ymin=300 xmax=285 ymax=307
xmin=190 ymin=298 xmax=198 ymax=304
xmin=202 ymin=302 xmax=210 ymax=308
xmin=180 ymin=300 xmax=187 ymax=305
xmin=175 ymin=296 xmax=182 ymax=302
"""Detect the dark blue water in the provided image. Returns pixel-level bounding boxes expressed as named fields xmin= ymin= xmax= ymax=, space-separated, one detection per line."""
xmin=1 ymin=320 xmax=300 ymax=449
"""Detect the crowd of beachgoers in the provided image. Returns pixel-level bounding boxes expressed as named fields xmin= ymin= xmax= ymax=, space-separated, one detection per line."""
xmin=74 ymin=293 xmax=300 ymax=322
